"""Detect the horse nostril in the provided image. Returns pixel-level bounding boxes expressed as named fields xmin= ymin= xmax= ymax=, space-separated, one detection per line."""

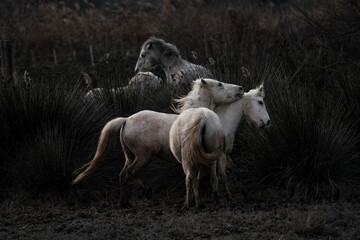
xmin=267 ymin=120 xmax=271 ymax=126
xmin=239 ymin=86 xmax=243 ymax=91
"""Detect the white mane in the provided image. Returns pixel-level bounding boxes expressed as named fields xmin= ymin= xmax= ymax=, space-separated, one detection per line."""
xmin=173 ymin=79 xmax=212 ymax=113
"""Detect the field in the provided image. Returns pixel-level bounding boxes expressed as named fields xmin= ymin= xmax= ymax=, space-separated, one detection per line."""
xmin=2 ymin=193 xmax=360 ymax=239
xmin=1 ymin=0 xmax=360 ymax=239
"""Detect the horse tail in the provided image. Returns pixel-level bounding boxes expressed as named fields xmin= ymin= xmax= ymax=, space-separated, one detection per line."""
xmin=72 ymin=117 xmax=127 ymax=185
xmin=182 ymin=112 xmax=220 ymax=167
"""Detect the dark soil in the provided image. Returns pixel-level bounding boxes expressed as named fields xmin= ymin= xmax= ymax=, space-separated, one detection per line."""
xmin=1 ymin=191 xmax=359 ymax=240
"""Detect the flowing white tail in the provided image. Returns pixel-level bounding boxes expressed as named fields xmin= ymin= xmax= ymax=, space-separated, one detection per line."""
xmin=72 ymin=117 xmax=127 ymax=184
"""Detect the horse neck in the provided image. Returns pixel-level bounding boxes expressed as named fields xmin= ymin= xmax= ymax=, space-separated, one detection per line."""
xmin=160 ymin=55 xmax=183 ymax=81
xmin=216 ymin=94 xmax=255 ymax=151
xmin=196 ymin=88 xmax=216 ymax=110
xmin=176 ymin=85 xmax=215 ymax=113
xmin=215 ymin=100 xmax=244 ymax=136
xmin=214 ymin=97 xmax=252 ymax=154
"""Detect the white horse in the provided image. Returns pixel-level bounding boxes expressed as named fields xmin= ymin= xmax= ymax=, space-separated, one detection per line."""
xmin=168 ymin=84 xmax=271 ymax=208
xmin=135 ymin=37 xmax=213 ymax=86
xmin=215 ymin=84 xmax=271 ymax=156
xmin=169 ymin=107 xmax=226 ymax=208
xmin=84 ymin=72 xmax=162 ymax=100
xmin=73 ymin=78 xmax=243 ymax=207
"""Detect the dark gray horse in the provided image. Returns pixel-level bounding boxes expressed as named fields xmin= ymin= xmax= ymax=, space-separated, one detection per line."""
xmin=135 ymin=37 xmax=213 ymax=86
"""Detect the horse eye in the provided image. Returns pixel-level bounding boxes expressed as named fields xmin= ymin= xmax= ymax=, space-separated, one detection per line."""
xmin=218 ymin=82 xmax=223 ymax=87
xmin=258 ymin=100 xmax=263 ymax=105
xmin=141 ymin=53 xmax=146 ymax=58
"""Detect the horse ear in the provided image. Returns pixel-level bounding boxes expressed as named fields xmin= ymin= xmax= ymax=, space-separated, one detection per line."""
xmin=146 ymin=42 xmax=152 ymax=50
xmin=257 ymin=84 xmax=265 ymax=98
xmin=201 ymin=78 xmax=208 ymax=86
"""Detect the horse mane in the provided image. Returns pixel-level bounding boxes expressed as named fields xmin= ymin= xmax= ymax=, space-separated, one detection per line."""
xmin=172 ymin=79 xmax=212 ymax=113
xmin=244 ymin=83 xmax=264 ymax=98
xmin=143 ymin=37 xmax=180 ymax=58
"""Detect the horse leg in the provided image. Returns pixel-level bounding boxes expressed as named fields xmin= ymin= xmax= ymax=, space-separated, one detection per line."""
xmin=182 ymin=161 xmax=195 ymax=208
xmin=227 ymin=154 xmax=249 ymax=203
xmin=127 ymin=155 xmax=153 ymax=200
xmin=193 ymin=168 xmax=201 ymax=209
xmin=219 ymin=153 xmax=232 ymax=202
xmin=209 ymin=162 xmax=220 ymax=204
xmin=119 ymin=154 xmax=134 ymax=208
xmin=195 ymin=167 xmax=210 ymax=209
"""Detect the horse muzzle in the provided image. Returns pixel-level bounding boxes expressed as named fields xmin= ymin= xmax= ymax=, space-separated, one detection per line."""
xmin=260 ymin=119 xmax=271 ymax=129
xmin=236 ymin=93 xmax=243 ymax=99
xmin=236 ymin=86 xmax=244 ymax=98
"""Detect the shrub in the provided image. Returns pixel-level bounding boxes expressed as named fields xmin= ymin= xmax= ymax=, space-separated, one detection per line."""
xmin=233 ymin=63 xmax=360 ymax=198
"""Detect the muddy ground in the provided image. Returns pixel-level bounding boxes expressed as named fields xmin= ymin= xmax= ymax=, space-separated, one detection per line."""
xmin=1 ymin=190 xmax=359 ymax=240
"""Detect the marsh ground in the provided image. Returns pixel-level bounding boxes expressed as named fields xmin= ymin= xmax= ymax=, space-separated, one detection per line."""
xmin=1 ymin=191 xmax=359 ymax=239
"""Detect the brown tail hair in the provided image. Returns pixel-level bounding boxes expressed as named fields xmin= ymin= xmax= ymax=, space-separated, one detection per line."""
xmin=72 ymin=117 xmax=127 ymax=185
xmin=182 ymin=112 xmax=220 ymax=167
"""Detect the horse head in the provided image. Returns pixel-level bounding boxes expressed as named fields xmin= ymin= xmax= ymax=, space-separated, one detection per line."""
xmin=199 ymin=78 xmax=244 ymax=106
xmin=243 ymin=83 xmax=271 ymax=129
xmin=174 ymin=78 xmax=244 ymax=113
xmin=135 ymin=37 xmax=180 ymax=73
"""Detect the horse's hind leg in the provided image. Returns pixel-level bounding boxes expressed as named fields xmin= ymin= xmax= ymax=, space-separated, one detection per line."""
xmin=219 ymin=152 xmax=232 ymax=202
xmin=119 ymin=155 xmax=133 ymax=207
xmin=209 ymin=162 xmax=220 ymax=204
xmin=127 ymin=154 xmax=153 ymax=200
xmin=193 ymin=168 xmax=202 ymax=209
xmin=119 ymin=135 xmax=135 ymax=207
xmin=182 ymin=161 xmax=195 ymax=208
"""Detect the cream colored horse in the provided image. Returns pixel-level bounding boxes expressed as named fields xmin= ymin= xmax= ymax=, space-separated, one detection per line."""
xmin=169 ymin=107 xmax=226 ymax=208
xmin=169 ymin=84 xmax=271 ymax=208
xmin=73 ymin=78 xmax=243 ymax=207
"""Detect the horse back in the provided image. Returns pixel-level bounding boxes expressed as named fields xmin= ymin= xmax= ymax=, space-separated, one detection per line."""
xmin=171 ymin=60 xmax=213 ymax=85
xmin=121 ymin=110 xmax=178 ymax=161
